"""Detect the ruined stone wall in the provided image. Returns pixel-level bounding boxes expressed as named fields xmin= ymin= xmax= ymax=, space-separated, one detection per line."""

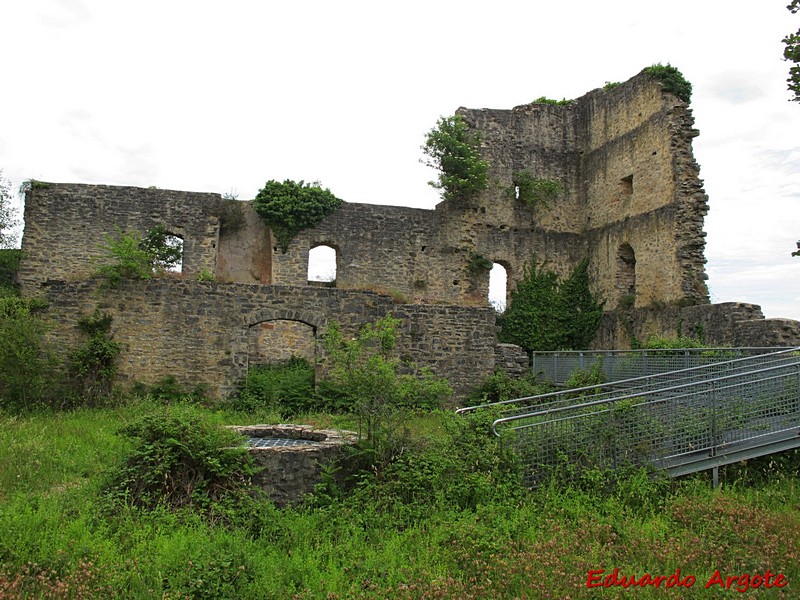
xmin=216 ymin=202 xmax=272 ymax=284
xmin=577 ymin=74 xmax=709 ymax=309
xmin=596 ymin=302 xmax=800 ymax=348
xmin=41 ymin=279 xmax=497 ymax=398
xmin=18 ymin=184 xmax=222 ymax=292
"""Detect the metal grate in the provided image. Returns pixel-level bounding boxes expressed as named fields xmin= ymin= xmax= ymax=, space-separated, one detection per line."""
xmin=246 ymin=437 xmax=318 ymax=448
xmin=459 ymin=347 xmax=800 ymax=487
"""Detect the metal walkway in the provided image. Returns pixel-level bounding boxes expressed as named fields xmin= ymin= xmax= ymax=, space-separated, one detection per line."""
xmin=459 ymin=347 xmax=800 ymax=487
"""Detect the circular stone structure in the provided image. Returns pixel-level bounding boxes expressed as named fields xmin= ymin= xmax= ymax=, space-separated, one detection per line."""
xmin=228 ymin=424 xmax=357 ymax=507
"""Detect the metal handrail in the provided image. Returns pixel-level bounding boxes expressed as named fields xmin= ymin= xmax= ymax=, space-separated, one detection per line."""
xmin=460 ymin=346 xmax=800 ymax=487
xmin=458 ymin=347 xmax=800 ymax=416
xmin=492 ymin=360 xmax=799 ymax=436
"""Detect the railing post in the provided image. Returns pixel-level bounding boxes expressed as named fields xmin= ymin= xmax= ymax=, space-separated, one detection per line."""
xmin=710 ymin=380 xmax=719 ymax=488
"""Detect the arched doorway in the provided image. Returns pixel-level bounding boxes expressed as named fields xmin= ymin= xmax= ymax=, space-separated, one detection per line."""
xmin=247 ymin=319 xmax=317 ymax=367
xmin=488 ymin=262 xmax=508 ymax=312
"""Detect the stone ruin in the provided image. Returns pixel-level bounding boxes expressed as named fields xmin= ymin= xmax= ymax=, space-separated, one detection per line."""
xmin=16 ymin=69 xmax=800 ymax=400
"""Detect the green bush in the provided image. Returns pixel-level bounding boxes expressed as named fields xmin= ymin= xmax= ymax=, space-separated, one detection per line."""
xmin=531 ymin=96 xmax=571 ymax=106
xmin=216 ymin=198 xmax=246 ymax=234
xmin=631 ymin=334 xmax=705 ymax=351
xmin=320 ymin=316 xmax=452 ymax=468
xmin=468 ymin=369 xmax=549 ymax=404
xmin=103 ymin=404 xmax=254 ymax=514
xmin=131 ymin=376 xmax=209 ymax=404
xmin=644 ymin=63 xmax=692 ymax=103
xmin=421 ymin=114 xmax=489 ymax=203
xmin=0 ymin=296 xmax=58 ymax=412
xmin=512 ymin=172 xmax=562 ymax=208
xmin=67 ymin=311 xmax=121 ymax=405
xmin=253 ymin=180 xmax=342 ymax=252
xmin=563 ymin=359 xmax=605 ymax=391
xmin=97 ymin=225 xmax=182 ymax=288
xmin=345 ymin=409 xmax=523 ymax=517
xmin=499 ymin=257 xmax=604 ymax=352
xmin=0 ymin=248 xmax=21 ymax=296
xmin=231 ymin=357 xmax=317 ymax=417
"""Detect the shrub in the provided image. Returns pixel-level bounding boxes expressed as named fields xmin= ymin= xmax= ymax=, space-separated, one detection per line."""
xmin=644 ymin=63 xmax=692 ymax=103
xmin=631 ymin=334 xmax=705 ymax=351
xmin=0 ymin=249 xmax=21 ymax=296
xmin=253 ymin=180 xmax=342 ymax=252
xmin=531 ymin=96 xmax=571 ymax=106
xmin=321 ymin=316 xmax=452 ymax=465
xmin=67 ymin=311 xmax=121 ymax=405
xmin=468 ymin=370 xmax=548 ymax=404
xmin=421 ymin=114 xmax=489 ymax=203
xmin=0 ymin=296 xmax=58 ymax=412
xmin=466 ymin=252 xmax=493 ymax=274
xmin=512 ymin=172 xmax=562 ymax=208
xmin=131 ymin=376 xmax=209 ymax=404
xmin=563 ymin=359 xmax=605 ymax=391
xmin=231 ymin=357 xmax=317 ymax=417
xmin=103 ymin=404 xmax=254 ymax=514
xmin=216 ymin=198 xmax=246 ymax=234
xmin=350 ymin=409 xmax=524 ymax=515
xmin=97 ymin=225 xmax=182 ymax=287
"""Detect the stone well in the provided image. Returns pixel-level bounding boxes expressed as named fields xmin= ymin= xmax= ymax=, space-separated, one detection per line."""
xmin=228 ymin=424 xmax=358 ymax=507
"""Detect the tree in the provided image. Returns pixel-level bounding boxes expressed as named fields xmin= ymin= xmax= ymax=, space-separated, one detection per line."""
xmin=0 ymin=170 xmax=18 ymax=249
xmin=784 ymin=1 xmax=800 ymax=101
xmin=421 ymin=115 xmax=489 ymax=203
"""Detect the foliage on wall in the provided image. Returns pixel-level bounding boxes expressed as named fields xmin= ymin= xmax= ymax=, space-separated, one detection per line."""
xmin=498 ymin=257 xmax=603 ymax=353
xmin=421 ymin=115 xmax=489 ymax=203
xmin=512 ymin=172 xmax=562 ymax=208
xmin=530 ymin=96 xmax=572 ymax=106
xmin=97 ymin=225 xmax=182 ymax=288
xmin=253 ymin=180 xmax=343 ymax=252
xmin=643 ymin=63 xmax=692 ymax=103
xmin=216 ymin=198 xmax=246 ymax=235
xmin=68 ymin=311 xmax=121 ymax=404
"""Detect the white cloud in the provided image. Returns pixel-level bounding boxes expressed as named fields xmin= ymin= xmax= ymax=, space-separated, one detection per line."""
xmin=1 ymin=0 xmax=799 ymax=322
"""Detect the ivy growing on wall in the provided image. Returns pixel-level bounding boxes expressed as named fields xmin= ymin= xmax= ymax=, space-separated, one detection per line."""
xmin=253 ymin=180 xmax=343 ymax=252
xmin=512 ymin=172 xmax=563 ymax=208
xmin=421 ymin=115 xmax=489 ymax=203
xmin=498 ymin=257 xmax=604 ymax=353
xmin=643 ymin=63 xmax=692 ymax=103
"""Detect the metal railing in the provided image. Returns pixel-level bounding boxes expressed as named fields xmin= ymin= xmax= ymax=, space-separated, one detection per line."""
xmin=530 ymin=347 xmax=793 ymax=387
xmin=459 ymin=347 xmax=800 ymax=487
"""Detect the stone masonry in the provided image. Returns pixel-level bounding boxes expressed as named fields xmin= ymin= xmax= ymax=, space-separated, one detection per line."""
xmin=16 ymin=68 xmax=800 ymax=400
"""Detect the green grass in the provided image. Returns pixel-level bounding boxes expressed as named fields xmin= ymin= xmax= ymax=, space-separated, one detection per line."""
xmin=0 ymin=402 xmax=799 ymax=598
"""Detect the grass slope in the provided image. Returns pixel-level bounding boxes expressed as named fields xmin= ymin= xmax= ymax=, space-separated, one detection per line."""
xmin=0 ymin=403 xmax=798 ymax=599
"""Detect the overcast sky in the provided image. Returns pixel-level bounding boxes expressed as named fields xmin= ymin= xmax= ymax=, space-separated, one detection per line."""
xmin=2 ymin=1 xmax=799 ymax=321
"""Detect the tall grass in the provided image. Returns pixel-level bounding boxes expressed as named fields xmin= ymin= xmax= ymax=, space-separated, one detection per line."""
xmin=0 ymin=402 xmax=798 ymax=598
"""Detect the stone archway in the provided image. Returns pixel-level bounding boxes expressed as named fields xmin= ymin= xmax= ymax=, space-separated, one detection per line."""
xmin=247 ymin=319 xmax=316 ymax=367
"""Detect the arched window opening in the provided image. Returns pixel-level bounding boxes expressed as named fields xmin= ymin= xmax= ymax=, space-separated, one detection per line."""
xmin=488 ymin=263 xmax=508 ymax=312
xmin=616 ymin=243 xmax=636 ymax=307
xmin=308 ymin=245 xmax=337 ymax=285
